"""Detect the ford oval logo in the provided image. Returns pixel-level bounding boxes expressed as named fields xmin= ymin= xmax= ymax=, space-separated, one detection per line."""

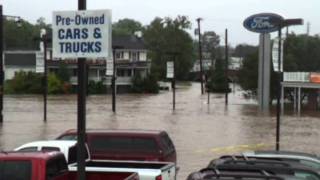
xmin=243 ymin=13 xmax=284 ymax=33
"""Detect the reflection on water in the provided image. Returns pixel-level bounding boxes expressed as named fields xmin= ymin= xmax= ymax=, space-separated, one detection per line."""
xmin=1 ymin=83 xmax=320 ymax=179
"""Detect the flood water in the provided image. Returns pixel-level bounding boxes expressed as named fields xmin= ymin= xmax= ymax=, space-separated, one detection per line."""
xmin=1 ymin=82 xmax=320 ymax=179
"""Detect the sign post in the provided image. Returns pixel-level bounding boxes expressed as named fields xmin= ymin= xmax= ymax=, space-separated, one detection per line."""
xmin=167 ymin=60 xmax=175 ymax=110
xmin=243 ymin=13 xmax=284 ymax=111
xmin=52 ymin=5 xmax=111 ymax=180
xmin=244 ymin=13 xmax=303 ymax=151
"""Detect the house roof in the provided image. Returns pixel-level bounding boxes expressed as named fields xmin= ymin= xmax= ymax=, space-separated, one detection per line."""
xmin=112 ymin=35 xmax=146 ymax=50
xmin=4 ymin=52 xmax=36 ymax=66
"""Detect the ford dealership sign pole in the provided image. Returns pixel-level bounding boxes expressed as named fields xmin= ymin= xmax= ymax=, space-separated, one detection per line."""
xmin=244 ymin=13 xmax=284 ymax=112
xmin=52 ymin=3 xmax=111 ymax=179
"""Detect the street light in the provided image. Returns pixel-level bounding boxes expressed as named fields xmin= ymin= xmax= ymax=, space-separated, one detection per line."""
xmin=0 ymin=5 xmax=22 ymax=123
xmin=275 ymin=18 xmax=303 ymax=151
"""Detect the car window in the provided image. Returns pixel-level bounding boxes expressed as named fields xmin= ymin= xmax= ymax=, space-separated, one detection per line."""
xmin=295 ymin=172 xmax=320 ymax=180
xmin=0 ymin=160 xmax=32 ymax=180
xmin=58 ymin=134 xmax=77 ymax=140
xmin=68 ymin=145 xmax=89 ymax=164
xmin=46 ymin=156 xmax=68 ymax=180
xmin=90 ymin=136 xmax=158 ymax=153
xmin=41 ymin=147 xmax=60 ymax=152
xmin=299 ymin=160 xmax=320 ymax=169
xmin=161 ymin=133 xmax=175 ymax=153
xmin=17 ymin=147 xmax=38 ymax=152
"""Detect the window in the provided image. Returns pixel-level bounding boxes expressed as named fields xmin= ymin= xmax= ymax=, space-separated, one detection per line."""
xmin=58 ymin=134 xmax=77 ymax=140
xmin=132 ymin=52 xmax=140 ymax=62
xmin=161 ymin=133 xmax=175 ymax=153
xmin=41 ymin=147 xmax=60 ymax=152
xmin=0 ymin=160 xmax=32 ymax=180
xmin=116 ymin=52 xmax=124 ymax=59
xmin=90 ymin=136 xmax=158 ymax=153
xmin=17 ymin=147 xmax=38 ymax=152
xmin=46 ymin=156 xmax=68 ymax=180
xmin=68 ymin=145 xmax=89 ymax=164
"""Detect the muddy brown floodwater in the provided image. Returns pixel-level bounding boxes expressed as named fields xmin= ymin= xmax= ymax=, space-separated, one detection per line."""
xmin=1 ymin=83 xmax=320 ymax=179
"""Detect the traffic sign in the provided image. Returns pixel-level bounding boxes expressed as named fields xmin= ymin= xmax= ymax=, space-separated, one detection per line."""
xmin=36 ymin=51 xmax=45 ymax=73
xmin=167 ymin=61 xmax=174 ymax=79
xmin=272 ymin=37 xmax=283 ymax=72
xmin=52 ymin=9 xmax=111 ymax=59
xmin=106 ymin=58 xmax=113 ymax=76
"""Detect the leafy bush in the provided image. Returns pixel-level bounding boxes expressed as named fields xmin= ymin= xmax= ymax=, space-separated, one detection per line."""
xmin=5 ymin=71 xmax=43 ymax=94
xmin=88 ymin=80 xmax=106 ymax=94
xmin=48 ymin=73 xmax=63 ymax=94
xmin=131 ymin=73 xmax=159 ymax=93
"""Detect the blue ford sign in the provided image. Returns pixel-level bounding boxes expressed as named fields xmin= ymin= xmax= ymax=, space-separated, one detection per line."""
xmin=243 ymin=13 xmax=284 ymax=33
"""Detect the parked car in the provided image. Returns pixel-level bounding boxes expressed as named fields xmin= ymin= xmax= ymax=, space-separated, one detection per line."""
xmin=242 ymin=150 xmax=320 ymax=170
xmin=187 ymin=167 xmax=292 ymax=180
xmin=207 ymin=155 xmax=320 ymax=180
xmin=0 ymin=151 xmax=139 ymax=180
xmin=15 ymin=140 xmax=177 ymax=180
xmin=55 ymin=129 xmax=177 ymax=164
xmin=14 ymin=140 xmax=90 ymax=164
xmin=209 ymin=154 xmax=320 ymax=171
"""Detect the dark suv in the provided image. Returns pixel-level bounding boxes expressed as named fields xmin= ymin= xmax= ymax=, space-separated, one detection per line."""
xmin=56 ymin=129 xmax=177 ymax=164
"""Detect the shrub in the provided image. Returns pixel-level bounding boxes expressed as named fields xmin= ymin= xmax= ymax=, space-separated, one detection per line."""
xmin=48 ymin=73 xmax=63 ymax=94
xmin=5 ymin=71 xmax=43 ymax=94
xmin=131 ymin=73 xmax=159 ymax=93
xmin=88 ymin=80 xmax=106 ymax=94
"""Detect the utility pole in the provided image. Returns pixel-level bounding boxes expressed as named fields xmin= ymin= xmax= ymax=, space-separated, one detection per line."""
xmin=276 ymin=26 xmax=282 ymax=151
xmin=196 ymin=18 xmax=204 ymax=94
xmin=42 ymin=32 xmax=48 ymax=122
xmin=77 ymin=0 xmax=86 ymax=180
xmin=112 ymin=48 xmax=116 ymax=113
xmin=307 ymin=22 xmax=310 ymax=35
xmin=225 ymin=29 xmax=229 ymax=105
xmin=0 ymin=5 xmax=3 ymax=123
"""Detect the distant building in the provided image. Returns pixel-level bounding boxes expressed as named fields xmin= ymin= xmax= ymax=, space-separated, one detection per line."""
xmin=4 ymin=35 xmax=151 ymax=93
xmin=4 ymin=50 xmax=37 ymax=80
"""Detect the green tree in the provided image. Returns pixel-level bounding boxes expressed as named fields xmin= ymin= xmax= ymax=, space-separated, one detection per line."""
xmin=207 ymin=58 xmax=229 ymax=93
xmin=143 ymin=16 xmax=194 ymax=80
xmin=112 ymin=18 xmax=143 ymax=36
xmin=48 ymin=73 xmax=63 ymax=94
xmin=201 ymin=31 xmax=220 ymax=62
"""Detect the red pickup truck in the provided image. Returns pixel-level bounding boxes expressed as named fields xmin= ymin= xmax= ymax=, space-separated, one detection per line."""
xmin=0 ymin=151 xmax=139 ymax=180
xmin=56 ymin=129 xmax=177 ymax=164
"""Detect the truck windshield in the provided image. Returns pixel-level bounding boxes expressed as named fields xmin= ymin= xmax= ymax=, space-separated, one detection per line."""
xmin=0 ymin=160 xmax=32 ymax=180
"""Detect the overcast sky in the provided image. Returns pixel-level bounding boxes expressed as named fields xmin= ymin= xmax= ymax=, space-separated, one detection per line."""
xmin=1 ymin=0 xmax=319 ymax=46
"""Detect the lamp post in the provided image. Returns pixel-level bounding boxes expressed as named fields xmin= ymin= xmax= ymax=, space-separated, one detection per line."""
xmin=275 ymin=18 xmax=303 ymax=151
xmin=0 ymin=5 xmax=21 ymax=123
xmin=196 ymin=18 xmax=204 ymax=94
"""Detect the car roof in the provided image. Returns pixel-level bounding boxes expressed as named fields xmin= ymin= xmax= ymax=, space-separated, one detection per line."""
xmin=15 ymin=140 xmax=77 ymax=151
xmin=61 ymin=129 xmax=165 ymax=135
xmin=243 ymin=150 xmax=320 ymax=163
xmin=190 ymin=168 xmax=300 ymax=180
xmin=0 ymin=151 xmax=64 ymax=161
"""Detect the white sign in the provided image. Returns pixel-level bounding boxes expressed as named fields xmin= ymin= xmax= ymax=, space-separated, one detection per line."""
xmin=272 ymin=37 xmax=283 ymax=72
xmin=166 ymin=61 xmax=174 ymax=79
xmin=106 ymin=58 xmax=114 ymax=76
xmin=52 ymin=9 xmax=112 ymax=59
xmin=36 ymin=51 xmax=45 ymax=73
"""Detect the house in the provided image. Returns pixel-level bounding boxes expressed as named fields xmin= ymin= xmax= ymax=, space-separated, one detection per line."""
xmin=4 ymin=34 xmax=151 ymax=93
xmin=4 ymin=50 xmax=37 ymax=80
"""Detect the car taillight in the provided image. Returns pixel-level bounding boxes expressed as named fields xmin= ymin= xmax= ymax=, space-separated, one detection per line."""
xmin=155 ymin=175 xmax=162 ymax=180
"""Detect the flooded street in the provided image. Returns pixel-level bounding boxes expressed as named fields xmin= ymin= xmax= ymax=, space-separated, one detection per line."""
xmin=1 ymin=82 xmax=320 ymax=179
